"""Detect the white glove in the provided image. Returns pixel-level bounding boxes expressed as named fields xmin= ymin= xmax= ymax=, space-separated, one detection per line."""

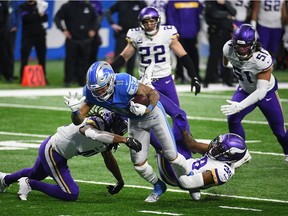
xmin=283 ymin=25 xmax=288 ymax=50
xmin=220 ymin=100 xmax=243 ymax=116
xmin=37 ymin=0 xmax=48 ymax=14
xmin=129 ymin=101 xmax=146 ymax=116
xmin=139 ymin=62 xmax=155 ymax=88
xmin=64 ymin=92 xmax=86 ymax=113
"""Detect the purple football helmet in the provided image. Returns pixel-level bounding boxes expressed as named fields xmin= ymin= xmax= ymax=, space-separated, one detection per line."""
xmin=208 ymin=133 xmax=247 ymax=163
xmin=138 ymin=6 xmax=161 ymax=35
xmin=233 ymin=24 xmax=257 ymax=60
xmin=86 ymin=61 xmax=115 ymax=102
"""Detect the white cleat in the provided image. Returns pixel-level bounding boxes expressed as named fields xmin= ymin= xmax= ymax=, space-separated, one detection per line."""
xmin=189 ymin=189 xmax=201 ymax=201
xmin=18 ymin=177 xmax=31 ymax=201
xmin=145 ymin=180 xmax=167 ymax=203
xmin=233 ymin=149 xmax=252 ymax=169
xmin=0 ymin=172 xmax=7 ymax=192
xmin=145 ymin=192 xmax=160 ymax=203
xmin=284 ymin=155 xmax=288 ymax=164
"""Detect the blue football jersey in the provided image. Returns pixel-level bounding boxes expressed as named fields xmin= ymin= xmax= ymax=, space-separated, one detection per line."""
xmin=83 ymin=73 xmax=140 ymax=118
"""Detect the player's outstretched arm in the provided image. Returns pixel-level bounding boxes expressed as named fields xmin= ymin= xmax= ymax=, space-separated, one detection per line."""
xmin=80 ymin=124 xmax=142 ymax=152
xmin=101 ymin=150 xmax=124 ymax=195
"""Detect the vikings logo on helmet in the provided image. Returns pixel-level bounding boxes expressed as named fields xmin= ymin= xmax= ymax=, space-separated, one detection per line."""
xmin=208 ymin=133 xmax=247 ymax=163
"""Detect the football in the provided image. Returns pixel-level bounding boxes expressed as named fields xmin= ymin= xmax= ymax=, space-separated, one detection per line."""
xmin=131 ymin=94 xmax=149 ymax=106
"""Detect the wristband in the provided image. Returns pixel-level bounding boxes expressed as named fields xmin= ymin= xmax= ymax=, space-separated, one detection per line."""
xmin=147 ymin=105 xmax=153 ymax=111
xmin=72 ymin=110 xmax=80 ymax=115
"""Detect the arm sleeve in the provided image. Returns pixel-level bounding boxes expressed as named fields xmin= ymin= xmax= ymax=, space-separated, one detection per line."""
xmin=238 ymin=79 xmax=270 ymax=110
xmin=180 ymin=54 xmax=197 ymax=78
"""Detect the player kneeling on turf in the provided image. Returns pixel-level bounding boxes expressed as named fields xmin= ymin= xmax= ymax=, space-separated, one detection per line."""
xmin=0 ymin=107 xmax=141 ymax=201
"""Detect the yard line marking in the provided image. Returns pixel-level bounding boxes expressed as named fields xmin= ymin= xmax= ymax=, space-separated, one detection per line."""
xmin=0 ymin=134 xmax=284 ymax=158
xmin=71 ymin=179 xmax=288 ymax=204
xmin=178 ymin=93 xmax=288 ymax=103
xmin=0 ymin=103 xmax=68 ymax=111
xmin=138 ymin=210 xmax=182 ymax=215
xmin=1 ymin=103 xmax=286 ymax=126
xmin=219 ymin=206 xmax=262 ymax=212
xmin=0 ymin=131 xmax=48 ymax=138
xmin=250 ymin=151 xmax=284 ymax=156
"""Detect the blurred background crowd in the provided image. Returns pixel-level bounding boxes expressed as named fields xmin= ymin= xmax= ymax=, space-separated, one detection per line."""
xmin=0 ymin=0 xmax=287 ymax=87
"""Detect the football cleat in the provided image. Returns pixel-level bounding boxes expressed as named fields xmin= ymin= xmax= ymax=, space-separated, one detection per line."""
xmin=145 ymin=180 xmax=167 ymax=203
xmin=18 ymin=177 xmax=31 ymax=201
xmin=0 ymin=172 xmax=7 ymax=192
xmin=189 ymin=189 xmax=201 ymax=201
xmin=284 ymin=155 xmax=288 ymax=164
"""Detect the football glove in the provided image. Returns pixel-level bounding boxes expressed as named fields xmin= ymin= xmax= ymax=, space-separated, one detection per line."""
xmin=220 ymin=100 xmax=243 ymax=116
xmin=191 ymin=77 xmax=201 ymax=96
xmin=125 ymin=137 xmax=142 ymax=152
xmin=107 ymin=181 xmax=124 ymax=195
xmin=64 ymin=92 xmax=86 ymax=113
xmin=129 ymin=101 xmax=146 ymax=116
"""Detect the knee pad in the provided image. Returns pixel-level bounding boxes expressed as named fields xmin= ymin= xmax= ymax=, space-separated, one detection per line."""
xmin=134 ymin=161 xmax=158 ymax=185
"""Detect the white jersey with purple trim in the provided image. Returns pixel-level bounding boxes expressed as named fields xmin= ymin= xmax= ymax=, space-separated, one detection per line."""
xmin=187 ymin=155 xmax=235 ymax=186
xmin=229 ymin=0 xmax=251 ymax=22
xmin=51 ymin=118 xmax=108 ymax=160
xmin=126 ymin=25 xmax=178 ymax=79
xmin=223 ymin=40 xmax=275 ymax=94
xmin=257 ymin=0 xmax=284 ymax=28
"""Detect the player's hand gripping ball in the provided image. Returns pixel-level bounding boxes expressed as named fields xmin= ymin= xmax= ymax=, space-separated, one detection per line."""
xmin=129 ymin=94 xmax=149 ymax=116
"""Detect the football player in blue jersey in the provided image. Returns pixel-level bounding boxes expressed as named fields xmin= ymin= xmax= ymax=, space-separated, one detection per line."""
xmin=0 ymin=108 xmax=141 ymax=201
xmin=64 ymin=61 xmax=194 ymax=202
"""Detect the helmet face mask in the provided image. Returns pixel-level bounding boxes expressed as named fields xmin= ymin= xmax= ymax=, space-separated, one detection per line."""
xmin=138 ymin=6 xmax=161 ymax=36
xmin=233 ymin=24 xmax=256 ymax=60
xmin=208 ymin=133 xmax=247 ymax=163
xmin=86 ymin=61 xmax=115 ymax=102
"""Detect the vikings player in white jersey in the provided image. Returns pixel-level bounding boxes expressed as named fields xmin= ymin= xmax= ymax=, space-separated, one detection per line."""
xmin=111 ymin=6 xmax=201 ymax=105
xmin=251 ymin=0 xmax=287 ymax=59
xmin=220 ymin=24 xmax=288 ymax=163
xmin=0 ymin=108 xmax=142 ymax=201
xmin=177 ymin=133 xmax=247 ymax=192
xmin=64 ymin=61 xmax=192 ymax=203
xmin=229 ymin=0 xmax=251 ymax=27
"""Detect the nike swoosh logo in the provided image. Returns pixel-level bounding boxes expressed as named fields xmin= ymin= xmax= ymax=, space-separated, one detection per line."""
xmin=266 ymin=98 xmax=272 ymax=102
xmin=165 ymin=80 xmax=171 ymax=84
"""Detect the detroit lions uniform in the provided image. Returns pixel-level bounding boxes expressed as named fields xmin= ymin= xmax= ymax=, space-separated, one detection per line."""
xmin=84 ymin=73 xmax=178 ymax=164
xmin=126 ymin=25 xmax=192 ymax=162
xmin=222 ymin=40 xmax=288 ymax=156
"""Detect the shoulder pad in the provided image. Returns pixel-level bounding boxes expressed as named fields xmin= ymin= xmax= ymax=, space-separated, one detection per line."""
xmin=223 ymin=40 xmax=233 ymax=57
xmin=252 ymin=49 xmax=273 ymax=71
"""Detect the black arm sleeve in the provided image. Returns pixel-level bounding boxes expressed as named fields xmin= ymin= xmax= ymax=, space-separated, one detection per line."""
xmin=180 ymin=54 xmax=197 ymax=78
xmin=111 ymin=55 xmax=126 ymax=72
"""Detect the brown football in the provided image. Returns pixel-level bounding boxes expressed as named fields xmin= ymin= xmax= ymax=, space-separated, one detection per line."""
xmin=131 ymin=94 xmax=149 ymax=106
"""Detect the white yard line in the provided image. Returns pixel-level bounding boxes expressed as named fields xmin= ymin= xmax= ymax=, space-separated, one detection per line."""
xmin=0 ymin=103 xmax=286 ymax=126
xmin=0 ymin=83 xmax=287 ymax=97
